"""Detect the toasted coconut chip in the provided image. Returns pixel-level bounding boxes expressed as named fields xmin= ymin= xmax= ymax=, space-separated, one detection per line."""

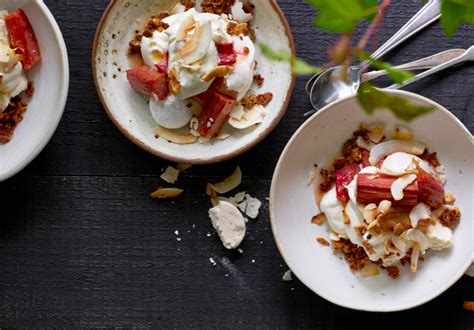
xmin=160 ymin=166 xmax=180 ymax=184
xmin=312 ymin=213 xmax=326 ymax=225
xmin=367 ymin=219 xmax=379 ymax=232
xmin=391 ymin=235 xmax=408 ymax=253
xmin=177 ymin=20 xmax=213 ymax=64
xmin=391 ymin=173 xmax=417 ymax=201
xmin=381 ymin=152 xmax=433 ymax=176
xmin=361 ymin=264 xmax=380 ymax=277
xmin=228 ymin=105 xmax=266 ymax=130
xmin=392 ymin=126 xmax=413 ymax=141
xmin=209 ymin=166 xmax=242 ymax=194
xmin=377 ymin=200 xmax=392 ymax=216
xmin=329 ymin=231 xmax=341 ymax=241
xmin=155 ymin=126 xmax=198 ymax=144
xmin=369 ymin=140 xmax=425 ymax=165
xmin=410 ymin=244 xmax=420 ymax=273
xmin=206 ymin=183 xmax=217 ymax=198
xmin=409 ymin=203 xmax=431 ymax=228
xmin=211 ymin=196 xmax=236 ymax=207
xmin=188 ymin=99 xmax=203 ymax=117
xmin=150 ymin=187 xmax=184 ymax=199
xmin=177 ymin=163 xmax=192 ymax=173
xmin=202 ymin=65 xmax=233 ymax=81
xmin=385 ymin=239 xmax=401 ymax=254
xmin=367 ymin=125 xmax=385 ymax=143
xmin=176 ymin=13 xmax=195 ymax=41
xmin=356 ymin=136 xmax=374 ymax=151
xmin=316 ymin=237 xmax=330 ymax=246
xmin=363 ymin=204 xmax=377 ymax=223
xmin=405 ymin=229 xmax=430 ymax=251
xmin=360 ymin=166 xmax=379 ymax=174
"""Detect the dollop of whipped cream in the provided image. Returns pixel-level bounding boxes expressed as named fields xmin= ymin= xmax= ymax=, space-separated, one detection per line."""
xmin=0 ymin=12 xmax=28 ymax=112
xmin=140 ymin=7 xmax=255 ymax=102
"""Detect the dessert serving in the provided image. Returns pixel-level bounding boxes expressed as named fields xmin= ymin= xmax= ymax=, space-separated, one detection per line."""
xmin=126 ymin=0 xmax=273 ymax=144
xmin=0 ymin=9 xmax=41 ymax=143
xmin=313 ymin=124 xmax=461 ymax=278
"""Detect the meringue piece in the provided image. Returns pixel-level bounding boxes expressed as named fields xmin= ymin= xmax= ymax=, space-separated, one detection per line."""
xmin=150 ymin=95 xmax=193 ymax=129
xmin=231 ymin=0 xmax=253 ymax=23
xmin=369 ymin=140 xmax=426 ymax=165
xmin=426 ymin=221 xmax=453 ymax=250
xmin=409 ymin=203 xmax=431 ymax=228
xmin=209 ymin=201 xmax=246 ymax=250
xmin=391 ymin=173 xmax=417 ymax=201
xmin=228 ymin=104 xmax=265 ymax=130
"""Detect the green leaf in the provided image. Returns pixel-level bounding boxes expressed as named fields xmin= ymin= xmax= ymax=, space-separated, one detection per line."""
xmin=259 ymin=43 xmax=323 ymax=76
xmin=307 ymin=0 xmax=378 ymax=33
xmin=441 ymin=0 xmax=474 ymax=37
xmin=355 ymin=51 xmax=415 ymax=84
xmin=357 ymin=83 xmax=433 ymax=121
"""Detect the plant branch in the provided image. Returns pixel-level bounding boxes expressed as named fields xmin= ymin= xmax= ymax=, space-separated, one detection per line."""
xmin=357 ymin=0 xmax=392 ymax=51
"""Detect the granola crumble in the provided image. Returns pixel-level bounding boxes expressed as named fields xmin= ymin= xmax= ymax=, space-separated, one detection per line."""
xmin=0 ymin=97 xmax=28 ymax=144
xmin=241 ymin=92 xmax=273 ymax=109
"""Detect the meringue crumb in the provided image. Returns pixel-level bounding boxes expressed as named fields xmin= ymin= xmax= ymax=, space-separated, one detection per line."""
xmin=282 ymin=270 xmax=293 ymax=282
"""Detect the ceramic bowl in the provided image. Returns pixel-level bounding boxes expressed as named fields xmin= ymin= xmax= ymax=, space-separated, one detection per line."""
xmin=270 ymin=90 xmax=473 ymax=312
xmin=93 ymin=0 xmax=295 ymax=164
xmin=0 ymin=0 xmax=69 ymax=182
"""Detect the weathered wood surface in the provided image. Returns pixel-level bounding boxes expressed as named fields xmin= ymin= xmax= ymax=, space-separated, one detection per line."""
xmin=0 ymin=0 xmax=473 ymax=327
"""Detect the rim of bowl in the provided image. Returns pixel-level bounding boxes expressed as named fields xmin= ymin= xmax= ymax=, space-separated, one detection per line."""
xmin=0 ymin=0 xmax=70 ymax=182
xmin=269 ymin=89 xmax=473 ymax=312
xmin=92 ymin=0 xmax=296 ymax=165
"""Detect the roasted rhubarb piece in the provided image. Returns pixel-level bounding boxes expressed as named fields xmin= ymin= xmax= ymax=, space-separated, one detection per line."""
xmin=126 ymin=65 xmax=169 ymax=100
xmin=198 ymin=92 xmax=236 ymax=138
xmin=361 ymin=149 xmax=370 ymax=168
xmin=356 ymin=173 xmax=418 ymax=207
xmin=193 ymin=77 xmax=224 ymax=105
xmin=417 ymin=169 xmax=444 ymax=208
xmin=5 ymin=9 xmax=41 ymax=70
xmin=335 ymin=164 xmax=359 ymax=203
xmin=216 ymin=43 xmax=237 ymax=66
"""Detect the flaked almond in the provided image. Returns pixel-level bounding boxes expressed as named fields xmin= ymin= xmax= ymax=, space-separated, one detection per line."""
xmin=155 ymin=125 xmax=197 ymax=144
xmin=202 ymin=65 xmax=233 ymax=82
xmin=410 ymin=243 xmax=420 ymax=273
xmin=361 ymin=264 xmax=380 ymax=277
xmin=385 ymin=239 xmax=401 ymax=254
xmin=311 ymin=213 xmax=326 ymax=225
xmin=362 ymin=240 xmax=376 ymax=255
xmin=150 ymin=187 xmax=184 ymax=199
xmin=377 ymin=200 xmax=392 ymax=217
xmin=208 ymin=166 xmax=242 ymax=194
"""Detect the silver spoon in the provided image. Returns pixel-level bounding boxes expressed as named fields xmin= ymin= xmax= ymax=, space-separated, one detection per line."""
xmin=307 ymin=0 xmax=441 ymax=113
xmin=386 ymin=45 xmax=474 ymax=90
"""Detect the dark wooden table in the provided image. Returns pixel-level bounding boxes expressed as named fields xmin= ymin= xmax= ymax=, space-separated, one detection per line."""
xmin=1 ymin=0 xmax=473 ymax=328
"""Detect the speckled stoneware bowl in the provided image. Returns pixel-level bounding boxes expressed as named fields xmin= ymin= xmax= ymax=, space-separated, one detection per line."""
xmin=93 ymin=0 xmax=295 ymax=164
xmin=0 ymin=0 xmax=69 ymax=182
xmin=270 ymin=90 xmax=474 ymax=312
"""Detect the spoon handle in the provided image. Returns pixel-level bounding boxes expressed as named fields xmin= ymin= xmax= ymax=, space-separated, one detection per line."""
xmin=387 ymin=46 xmax=474 ymax=89
xmin=361 ymin=49 xmax=466 ymax=82
xmin=361 ymin=0 xmax=441 ymax=70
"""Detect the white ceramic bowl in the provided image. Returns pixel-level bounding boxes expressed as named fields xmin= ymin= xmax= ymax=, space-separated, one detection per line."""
xmin=0 ymin=0 xmax=69 ymax=182
xmin=270 ymin=90 xmax=473 ymax=312
xmin=93 ymin=0 xmax=295 ymax=164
